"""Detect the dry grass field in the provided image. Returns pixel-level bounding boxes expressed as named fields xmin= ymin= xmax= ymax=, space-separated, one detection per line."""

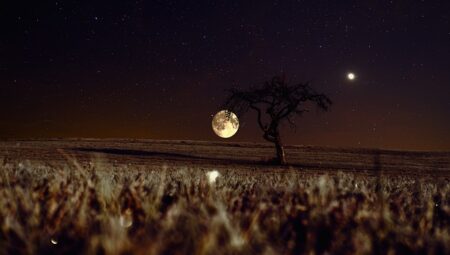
xmin=0 ymin=139 xmax=449 ymax=254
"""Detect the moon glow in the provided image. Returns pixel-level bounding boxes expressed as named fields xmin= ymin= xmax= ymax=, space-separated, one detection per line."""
xmin=212 ymin=110 xmax=239 ymax=138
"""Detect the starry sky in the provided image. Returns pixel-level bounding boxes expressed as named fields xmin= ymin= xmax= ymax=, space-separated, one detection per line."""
xmin=1 ymin=0 xmax=449 ymax=151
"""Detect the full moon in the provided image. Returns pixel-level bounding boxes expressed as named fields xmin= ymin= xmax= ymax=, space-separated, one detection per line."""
xmin=212 ymin=110 xmax=239 ymax=138
xmin=347 ymin=72 xmax=356 ymax=80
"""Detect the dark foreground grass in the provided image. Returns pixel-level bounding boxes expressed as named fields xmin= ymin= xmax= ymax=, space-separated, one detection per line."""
xmin=0 ymin=159 xmax=449 ymax=255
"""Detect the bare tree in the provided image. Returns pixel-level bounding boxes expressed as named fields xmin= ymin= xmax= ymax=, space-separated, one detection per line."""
xmin=223 ymin=76 xmax=332 ymax=165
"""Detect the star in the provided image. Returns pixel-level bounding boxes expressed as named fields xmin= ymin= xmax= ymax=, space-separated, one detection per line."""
xmin=347 ymin=72 xmax=356 ymax=80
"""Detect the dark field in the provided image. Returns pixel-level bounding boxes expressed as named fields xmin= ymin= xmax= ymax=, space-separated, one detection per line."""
xmin=0 ymin=139 xmax=449 ymax=254
xmin=1 ymin=139 xmax=449 ymax=176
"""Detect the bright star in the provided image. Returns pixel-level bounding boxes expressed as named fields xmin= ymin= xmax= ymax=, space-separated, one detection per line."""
xmin=347 ymin=72 xmax=356 ymax=80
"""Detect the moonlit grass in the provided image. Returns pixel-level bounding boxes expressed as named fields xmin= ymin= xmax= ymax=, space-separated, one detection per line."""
xmin=206 ymin=170 xmax=220 ymax=184
xmin=119 ymin=209 xmax=133 ymax=228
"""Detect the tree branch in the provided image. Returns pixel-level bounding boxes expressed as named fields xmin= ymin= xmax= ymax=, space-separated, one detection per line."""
xmin=263 ymin=132 xmax=276 ymax=143
xmin=249 ymin=104 xmax=267 ymax=132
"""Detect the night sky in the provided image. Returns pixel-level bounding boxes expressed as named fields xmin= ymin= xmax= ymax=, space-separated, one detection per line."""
xmin=1 ymin=1 xmax=449 ymax=151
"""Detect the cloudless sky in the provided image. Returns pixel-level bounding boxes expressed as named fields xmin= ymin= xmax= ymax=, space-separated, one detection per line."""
xmin=1 ymin=0 xmax=449 ymax=150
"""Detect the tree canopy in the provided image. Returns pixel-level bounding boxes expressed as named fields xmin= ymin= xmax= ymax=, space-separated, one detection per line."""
xmin=223 ymin=76 xmax=332 ymax=164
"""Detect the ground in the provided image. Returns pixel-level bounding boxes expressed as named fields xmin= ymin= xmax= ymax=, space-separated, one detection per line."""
xmin=0 ymin=139 xmax=449 ymax=254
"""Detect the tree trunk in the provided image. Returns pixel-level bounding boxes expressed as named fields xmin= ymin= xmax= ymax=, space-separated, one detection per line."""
xmin=274 ymin=137 xmax=286 ymax=165
xmin=263 ymin=124 xmax=287 ymax=165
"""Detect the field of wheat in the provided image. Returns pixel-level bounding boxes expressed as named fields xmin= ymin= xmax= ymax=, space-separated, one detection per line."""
xmin=0 ymin=155 xmax=449 ymax=255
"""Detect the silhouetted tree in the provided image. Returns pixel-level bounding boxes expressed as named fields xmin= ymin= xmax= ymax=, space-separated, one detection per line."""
xmin=223 ymin=76 xmax=332 ymax=165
